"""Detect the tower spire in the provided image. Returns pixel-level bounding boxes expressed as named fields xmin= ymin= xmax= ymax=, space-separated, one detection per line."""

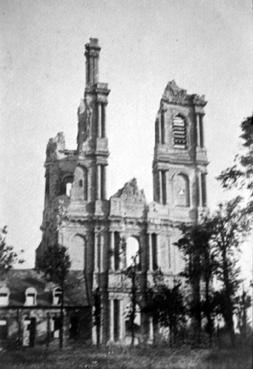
xmin=85 ymin=38 xmax=100 ymax=86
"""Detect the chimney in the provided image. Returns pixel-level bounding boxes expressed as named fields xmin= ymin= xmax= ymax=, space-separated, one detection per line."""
xmin=85 ymin=38 xmax=101 ymax=87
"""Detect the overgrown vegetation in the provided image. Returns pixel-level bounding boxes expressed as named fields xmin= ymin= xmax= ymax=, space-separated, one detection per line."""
xmin=0 ymin=345 xmax=252 ymax=369
xmin=0 ymin=226 xmax=24 ymax=276
xmin=36 ymin=243 xmax=71 ymax=348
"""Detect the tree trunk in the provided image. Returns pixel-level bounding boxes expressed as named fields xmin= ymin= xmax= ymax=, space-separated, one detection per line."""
xmin=222 ymin=249 xmax=235 ymax=347
xmin=191 ymin=254 xmax=201 ymax=344
xmin=59 ymin=286 xmax=64 ymax=348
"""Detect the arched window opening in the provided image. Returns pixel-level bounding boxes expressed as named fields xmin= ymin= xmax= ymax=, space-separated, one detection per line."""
xmin=69 ymin=235 xmax=86 ymax=270
xmin=79 ymin=179 xmax=83 ymax=187
xmin=59 ymin=175 xmax=73 ymax=197
xmin=0 ymin=287 xmax=9 ymax=306
xmin=66 ymin=183 xmax=72 ymax=197
xmin=174 ymin=174 xmax=190 ymax=207
xmin=126 ymin=237 xmax=140 ymax=269
xmin=124 ymin=302 xmax=141 ymax=345
xmin=25 ymin=287 xmax=37 ymax=306
xmin=172 ymin=115 xmax=187 ymax=148
xmin=53 ymin=287 xmax=62 ymax=305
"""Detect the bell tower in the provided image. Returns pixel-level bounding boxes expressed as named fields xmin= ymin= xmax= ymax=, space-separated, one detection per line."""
xmin=153 ymin=80 xmax=208 ymax=223
xmin=77 ymin=38 xmax=110 ymax=204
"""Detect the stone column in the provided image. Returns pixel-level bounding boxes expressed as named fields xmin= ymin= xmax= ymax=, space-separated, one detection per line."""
xmin=158 ymin=116 xmax=162 ymax=143
xmin=110 ymin=232 xmax=115 ymax=271
xmin=94 ymin=232 xmax=99 ymax=272
xmin=196 ymin=114 xmax=200 ymax=147
xmin=109 ymin=299 xmax=114 ymax=342
xmin=119 ymin=300 xmax=124 ymax=341
xmin=148 ymin=233 xmax=153 ymax=271
xmin=96 ymin=165 xmax=101 ymax=200
xmin=97 ymin=103 xmax=102 ymax=138
xmin=102 ymin=165 xmax=106 ymax=200
xmin=157 ymin=234 xmax=161 ymax=269
xmin=100 ymin=234 xmax=104 ymax=272
xmin=159 ymin=170 xmax=163 ymax=204
xmin=198 ymin=173 xmax=202 ymax=207
xmin=102 ymin=104 xmax=106 ymax=137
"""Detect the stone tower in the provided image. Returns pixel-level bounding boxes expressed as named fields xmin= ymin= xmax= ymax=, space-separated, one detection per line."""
xmin=36 ymin=39 xmax=208 ymax=345
xmin=153 ymin=80 xmax=208 ymax=223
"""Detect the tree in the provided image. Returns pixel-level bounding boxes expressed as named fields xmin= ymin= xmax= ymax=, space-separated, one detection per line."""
xmin=0 ymin=225 xmax=24 ymax=277
xmin=37 ymin=243 xmax=71 ymax=348
xmin=218 ymin=115 xmax=253 ymax=211
xmin=208 ymin=197 xmax=251 ymax=346
xmin=234 ymin=287 xmax=251 ymax=340
xmin=124 ymin=252 xmax=140 ymax=346
xmin=175 ymin=221 xmax=216 ymax=342
xmin=145 ymin=275 xmax=186 ymax=346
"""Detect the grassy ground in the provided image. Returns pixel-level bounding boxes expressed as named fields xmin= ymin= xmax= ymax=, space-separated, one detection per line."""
xmin=0 ymin=344 xmax=252 ymax=369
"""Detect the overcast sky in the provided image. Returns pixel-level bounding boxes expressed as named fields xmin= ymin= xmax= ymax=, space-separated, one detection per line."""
xmin=0 ymin=0 xmax=253 ymax=282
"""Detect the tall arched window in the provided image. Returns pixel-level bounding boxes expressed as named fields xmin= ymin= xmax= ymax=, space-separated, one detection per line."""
xmin=173 ymin=173 xmax=190 ymax=207
xmin=72 ymin=166 xmax=88 ymax=201
xmin=172 ymin=115 xmax=187 ymax=148
xmin=126 ymin=237 xmax=140 ymax=269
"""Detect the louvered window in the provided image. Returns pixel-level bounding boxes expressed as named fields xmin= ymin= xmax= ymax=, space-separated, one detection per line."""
xmin=173 ymin=115 xmax=186 ymax=148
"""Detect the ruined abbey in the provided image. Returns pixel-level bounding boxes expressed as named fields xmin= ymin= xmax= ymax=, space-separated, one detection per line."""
xmin=0 ymin=38 xmax=208 ymax=346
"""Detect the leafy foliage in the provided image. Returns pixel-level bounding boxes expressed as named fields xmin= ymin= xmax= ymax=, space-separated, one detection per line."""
xmin=0 ymin=225 xmax=24 ymax=276
xmin=37 ymin=243 xmax=71 ymax=348
xmin=145 ymin=275 xmax=186 ymax=345
xmin=218 ymin=115 xmax=253 ymax=197
xmin=36 ymin=244 xmax=71 ymax=286
xmin=175 ymin=220 xmax=216 ymax=339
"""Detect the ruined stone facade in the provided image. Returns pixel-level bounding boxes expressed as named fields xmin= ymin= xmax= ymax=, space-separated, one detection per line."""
xmin=36 ymin=38 xmax=208 ymax=344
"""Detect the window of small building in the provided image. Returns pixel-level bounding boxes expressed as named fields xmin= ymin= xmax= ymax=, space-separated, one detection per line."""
xmin=52 ymin=287 xmax=62 ymax=305
xmin=172 ymin=115 xmax=187 ymax=148
xmin=25 ymin=287 xmax=37 ymax=306
xmin=0 ymin=287 xmax=9 ymax=306
xmin=0 ymin=318 xmax=8 ymax=339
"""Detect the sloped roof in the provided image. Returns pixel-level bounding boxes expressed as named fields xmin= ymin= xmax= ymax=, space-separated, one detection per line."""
xmin=0 ymin=269 xmax=89 ymax=307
